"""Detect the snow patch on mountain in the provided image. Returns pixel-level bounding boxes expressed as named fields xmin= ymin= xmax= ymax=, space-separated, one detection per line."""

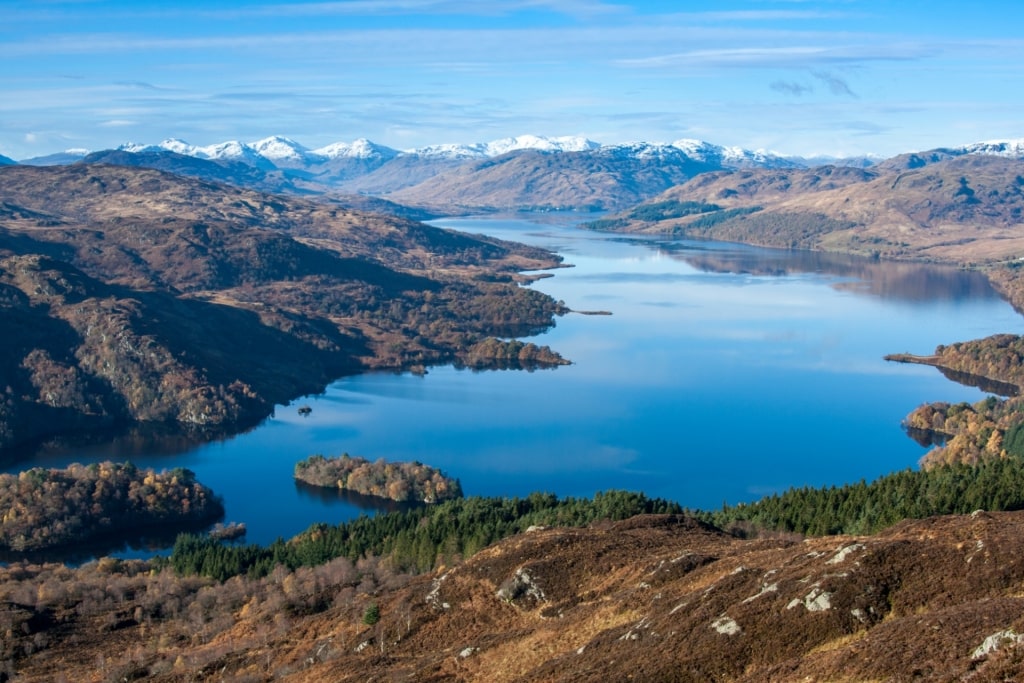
xmin=107 ymin=133 xmax=1024 ymax=172
xmin=484 ymin=135 xmax=601 ymax=156
xmin=960 ymin=138 xmax=1024 ymax=158
xmin=598 ymin=142 xmax=697 ymax=162
xmin=408 ymin=142 xmax=490 ymax=159
xmin=311 ymin=138 xmax=399 ymax=161
xmin=671 ymin=139 xmax=799 ymax=169
xmin=671 ymin=138 xmax=723 ymax=161
xmin=250 ymin=136 xmax=310 ymax=162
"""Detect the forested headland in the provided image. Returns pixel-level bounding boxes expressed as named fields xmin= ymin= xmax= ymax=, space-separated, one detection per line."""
xmin=0 ymin=461 xmax=222 ymax=552
xmin=294 ymin=454 xmax=463 ymax=504
xmin=886 ymin=334 xmax=1024 ymax=467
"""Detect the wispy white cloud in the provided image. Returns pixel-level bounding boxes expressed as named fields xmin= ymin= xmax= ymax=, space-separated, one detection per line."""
xmin=3 ymin=1 xmax=1024 ymax=159
xmin=206 ymin=0 xmax=631 ymax=19
xmin=812 ymin=70 xmax=856 ymax=97
xmin=677 ymin=9 xmax=855 ymax=21
xmin=770 ymin=80 xmax=814 ymax=96
xmin=618 ymin=43 xmax=930 ymax=70
xmin=4 ymin=0 xmax=631 ymax=23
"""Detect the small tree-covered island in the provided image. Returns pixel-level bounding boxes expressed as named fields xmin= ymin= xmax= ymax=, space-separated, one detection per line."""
xmin=294 ymin=454 xmax=463 ymax=503
xmin=0 ymin=461 xmax=223 ymax=552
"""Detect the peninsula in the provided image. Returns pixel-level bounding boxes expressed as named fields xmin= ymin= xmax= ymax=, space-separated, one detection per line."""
xmin=0 ymin=461 xmax=222 ymax=552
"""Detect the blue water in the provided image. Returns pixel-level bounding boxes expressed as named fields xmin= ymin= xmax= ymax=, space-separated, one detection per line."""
xmin=5 ymin=215 xmax=1021 ymax=559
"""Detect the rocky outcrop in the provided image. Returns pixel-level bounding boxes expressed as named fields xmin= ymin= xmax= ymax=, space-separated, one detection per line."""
xmin=339 ymin=511 xmax=1024 ymax=682
xmin=9 ymin=511 xmax=1024 ymax=680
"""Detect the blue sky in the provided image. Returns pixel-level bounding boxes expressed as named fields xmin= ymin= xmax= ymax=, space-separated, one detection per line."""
xmin=2 ymin=0 xmax=1023 ymax=160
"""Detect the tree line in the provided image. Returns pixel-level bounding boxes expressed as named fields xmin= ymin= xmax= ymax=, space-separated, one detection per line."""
xmin=160 ymin=452 xmax=1024 ymax=583
xmin=698 ymin=455 xmax=1024 ymax=536
xmin=157 ymin=490 xmax=683 ymax=581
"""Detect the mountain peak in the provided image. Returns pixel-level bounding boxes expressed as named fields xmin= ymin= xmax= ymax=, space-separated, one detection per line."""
xmin=250 ymin=136 xmax=309 ymax=161
xmin=310 ymin=138 xmax=399 ymax=160
xmin=961 ymin=138 xmax=1024 ymax=157
xmin=485 ymin=134 xmax=601 ymax=156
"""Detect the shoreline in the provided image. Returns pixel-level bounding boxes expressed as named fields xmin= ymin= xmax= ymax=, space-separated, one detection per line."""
xmin=884 ymin=353 xmax=1021 ymax=397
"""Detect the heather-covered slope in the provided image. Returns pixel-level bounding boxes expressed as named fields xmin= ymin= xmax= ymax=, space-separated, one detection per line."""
xmin=594 ymin=156 xmax=1024 ymax=268
xmin=7 ymin=511 xmax=1024 ymax=681
xmin=0 ymin=164 xmax=567 ymax=452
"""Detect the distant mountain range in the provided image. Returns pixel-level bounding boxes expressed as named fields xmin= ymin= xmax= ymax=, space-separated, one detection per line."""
xmin=16 ymin=134 xmax=850 ymax=168
xmin=8 ymin=135 xmax=1024 ymax=212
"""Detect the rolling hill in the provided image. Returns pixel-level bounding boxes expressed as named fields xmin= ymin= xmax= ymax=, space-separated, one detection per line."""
xmin=0 ymin=164 xmax=567 ymax=453
xmin=589 ymin=156 xmax=1024 ymax=272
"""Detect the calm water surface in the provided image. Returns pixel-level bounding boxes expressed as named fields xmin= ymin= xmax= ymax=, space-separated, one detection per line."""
xmin=5 ymin=215 xmax=1021 ymax=559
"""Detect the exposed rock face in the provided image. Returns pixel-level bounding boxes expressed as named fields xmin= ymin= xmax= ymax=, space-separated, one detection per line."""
xmin=325 ymin=512 xmax=1024 ymax=682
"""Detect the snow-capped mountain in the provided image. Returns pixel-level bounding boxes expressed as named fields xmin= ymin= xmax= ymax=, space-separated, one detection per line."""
xmin=484 ymin=134 xmax=601 ymax=156
xmin=311 ymin=138 xmax=400 ymax=161
xmin=19 ymin=134 xmax=1024 ymax=171
xmin=13 ymin=134 xmax=1023 ymax=213
xmin=5 ymin=132 xmax=1023 ymax=218
xmin=116 ymin=134 xmax=607 ymax=165
xmin=959 ymin=138 xmax=1024 ymax=158
xmin=104 ymin=134 xmax=838 ymax=171
xmin=598 ymin=142 xmax=693 ymax=161
xmin=670 ymin=138 xmax=801 ymax=169
xmin=407 ymin=142 xmax=490 ymax=160
xmin=250 ymin=136 xmax=312 ymax=163
xmin=409 ymin=135 xmax=601 ymax=160
xmin=119 ymin=138 xmax=273 ymax=168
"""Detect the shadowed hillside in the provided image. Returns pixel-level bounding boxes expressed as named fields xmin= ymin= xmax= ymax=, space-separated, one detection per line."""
xmin=0 ymin=164 xmax=568 ymax=453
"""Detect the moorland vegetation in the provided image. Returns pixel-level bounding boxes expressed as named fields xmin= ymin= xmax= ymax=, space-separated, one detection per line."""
xmin=6 ymin=147 xmax=1024 ymax=679
xmin=0 ymin=164 xmax=568 ymax=453
xmin=6 ymin=463 xmax=1024 ymax=679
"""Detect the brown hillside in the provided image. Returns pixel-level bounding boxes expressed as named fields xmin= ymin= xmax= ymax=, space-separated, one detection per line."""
xmin=0 ymin=164 xmax=568 ymax=452
xmin=386 ymin=149 xmax=714 ymax=212
xmin=610 ymin=156 xmax=1024 ymax=266
xmin=8 ymin=511 xmax=1024 ymax=681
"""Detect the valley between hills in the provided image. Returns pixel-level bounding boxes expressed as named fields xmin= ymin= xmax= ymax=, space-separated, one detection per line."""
xmin=4 ymin=142 xmax=1024 ymax=681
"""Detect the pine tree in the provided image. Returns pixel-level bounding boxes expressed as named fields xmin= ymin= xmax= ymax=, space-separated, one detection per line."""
xmin=362 ymin=602 xmax=380 ymax=626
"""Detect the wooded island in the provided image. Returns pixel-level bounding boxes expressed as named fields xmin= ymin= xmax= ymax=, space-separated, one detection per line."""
xmin=294 ymin=454 xmax=463 ymax=503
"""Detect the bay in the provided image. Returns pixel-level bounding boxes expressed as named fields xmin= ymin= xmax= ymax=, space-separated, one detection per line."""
xmin=4 ymin=215 xmax=1021 ymax=560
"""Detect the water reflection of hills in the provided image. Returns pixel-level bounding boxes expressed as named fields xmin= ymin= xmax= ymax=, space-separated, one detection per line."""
xmin=293 ymin=479 xmax=425 ymax=514
xmin=1 ymin=420 xmax=242 ymax=470
xmin=659 ymin=241 xmax=999 ymax=303
xmin=935 ymin=367 xmax=1019 ymax=397
xmin=0 ymin=518 xmax=223 ymax=566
